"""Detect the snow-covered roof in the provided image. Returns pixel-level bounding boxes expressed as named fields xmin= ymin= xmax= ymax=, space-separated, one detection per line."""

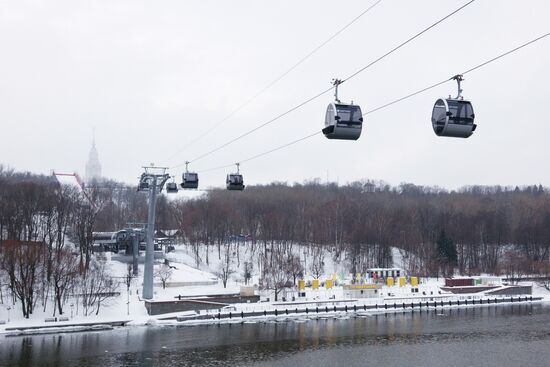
xmin=54 ymin=174 xmax=81 ymax=188
xmin=52 ymin=172 xmax=87 ymax=196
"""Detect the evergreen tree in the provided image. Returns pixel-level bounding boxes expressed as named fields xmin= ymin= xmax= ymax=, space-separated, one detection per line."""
xmin=437 ymin=229 xmax=457 ymax=264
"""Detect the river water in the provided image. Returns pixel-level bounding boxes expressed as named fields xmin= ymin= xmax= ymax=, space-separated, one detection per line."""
xmin=1 ymin=303 xmax=549 ymax=367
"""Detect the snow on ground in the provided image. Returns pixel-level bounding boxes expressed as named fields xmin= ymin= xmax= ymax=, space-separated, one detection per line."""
xmin=107 ymin=251 xmax=237 ymax=302
xmin=0 ymin=246 xmax=224 ymax=332
xmin=2 ymin=242 xmax=550 ymax=334
xmin=0 ymin=242 xmax=310 ymax=330
xmin=531 ymin=282 xmax=550 ymax=298
xmin=170 ymin=242 xmax=363 ymax=287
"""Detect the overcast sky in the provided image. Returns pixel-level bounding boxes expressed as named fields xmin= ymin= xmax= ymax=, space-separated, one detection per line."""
xmin=1 ymin=0 xmax=549 ymax=190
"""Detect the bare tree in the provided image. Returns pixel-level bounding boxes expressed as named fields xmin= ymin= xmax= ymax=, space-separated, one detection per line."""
xmin=74 ymin=203 xmax=96 ymax=272
xmin=259 ymin=247 xmax=294 ymax=301
xmin=215 ymin=244 xmax=234 ymax=288
xmin=501 ymin=251 xmax=530 ymax=284
xmin=79 ymin=259 xmax=118 ymax=316
xmin=154 ymin=264 xmax=173 ymax=290
xmin=51 ymin=248 xmax=79 ymax=316
xmin=243 ymin=261 xmax=253 ymax=285
xmin=309 ymin=247 xmax=324 ymax=280
xmin=0 ymin=241 xmax=43 ymax=318
xmin=287 ymin=254 xmax=303 ymax=285
xmin=0 ymin=269 xmax=8 ymax=305
xmin=73 ymin=188 xmax=107 ymax=272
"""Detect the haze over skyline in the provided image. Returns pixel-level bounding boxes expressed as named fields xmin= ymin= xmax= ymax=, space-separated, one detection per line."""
xmin=1 ymin=0 xmax=549 ymax=189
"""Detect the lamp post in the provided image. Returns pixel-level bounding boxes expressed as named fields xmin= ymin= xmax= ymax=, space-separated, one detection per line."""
xmin=126 ymin=268 xmax=132 ymax=316
xmin=70 ymin=303 xmax=74 ymax=318
xmin=7 ymin=306 xmax=11 ymax=322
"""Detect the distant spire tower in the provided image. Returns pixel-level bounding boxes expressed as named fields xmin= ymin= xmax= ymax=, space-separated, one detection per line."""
xmin=85 ymin=129 xmax=102 ymax=182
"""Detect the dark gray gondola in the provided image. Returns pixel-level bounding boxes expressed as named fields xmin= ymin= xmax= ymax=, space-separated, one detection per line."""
xmin=138 ymin=181 xmax=149 ymax=191
xmin=181 ymin=172 xmax=199 ymax=189
xmin=166 ymin=182 xmax=179 ymax=193
xmin=226 ymin=163 xmax=244 ymax=191
xmin=180 ymin=162 xmax=199 ymax=189
xmin=226 ymin=174 xmax=244 ymax=191
xmin=431 ymin=75 xmax=476 ymax=138
xmin=322 ymin=79 xmax=363 ymax=140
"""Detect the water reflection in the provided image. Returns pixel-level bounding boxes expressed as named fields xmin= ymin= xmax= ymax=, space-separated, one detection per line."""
xmin=0 ymin=304 xmax=548 ymax=367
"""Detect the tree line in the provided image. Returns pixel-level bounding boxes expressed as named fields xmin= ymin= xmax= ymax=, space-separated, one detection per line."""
xmin=1 ymin=165 xmax=550 ymax=313
xmin=170 ymin=180 xmax=550 ymax=281
xmin=0 ymin=167 xmax=120 ymax=317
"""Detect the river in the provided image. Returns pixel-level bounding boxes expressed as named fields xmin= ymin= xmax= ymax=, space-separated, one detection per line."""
xmin=1 ymin=303 xmax=549 ymax=366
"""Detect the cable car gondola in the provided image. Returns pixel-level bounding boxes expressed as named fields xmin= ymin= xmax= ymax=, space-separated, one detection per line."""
xmin=431 ymin=74 xmax=476 ymax=138
xmin=166 ymin=177 xmax=178 ymax=194
xmin=138 ymin=181 xmax=149 ymax=191
xmin=137 ymin=173 xmax=150 ymax=192
xmin=322 ymin=79 xmax=363 ymax=140
xmin=226 ymin=163 xmax=245 ymax=191
xmin=166 ymin=182 xmax=178 ymax=193
xmin=181 ymin=162 xmax=199 ymax=189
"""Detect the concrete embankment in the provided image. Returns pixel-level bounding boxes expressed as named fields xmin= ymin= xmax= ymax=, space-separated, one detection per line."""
xmin=174 ymin=295 xmax=544 ymax=325
xmin=2 ymin=320 xmax=130 ymax=337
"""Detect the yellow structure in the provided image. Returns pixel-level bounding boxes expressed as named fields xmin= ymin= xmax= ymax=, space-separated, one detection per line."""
xmin=326 ymin=279 xmax=333 ymax=289
xmin=411 ymin=277 xmax=418 ymax=287
xmin=298 ymin=279 xmax=305 ymax=291
xmin=312 ymin=279 xmax=319 ymax=290
xmin=387 ymin=277 xmax=394 ymax=287
xmin=399 ymin=277 xmax=406 ymax=287
xmin=332 ymin=273 xmax=338 ymax=281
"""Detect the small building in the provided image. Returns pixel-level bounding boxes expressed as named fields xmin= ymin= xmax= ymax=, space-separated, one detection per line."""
xmin=92 ymin=232 xmax=119 ymax=252
xmin=343 ymin=284 xmax=382 ymax=299
xmin=155 ymin=229 xmax=180 ymax=252
xmin=479 ymin=276 xmax=502 ymax=286
xmin=92 ymin=227 xmax=169 ymax=254
xmin=445 ymin=278 xmax=475 ymax=287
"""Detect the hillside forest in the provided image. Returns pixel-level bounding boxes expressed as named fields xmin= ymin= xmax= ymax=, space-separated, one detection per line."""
xmin=1 ymin=166 xmax=549 ymax=281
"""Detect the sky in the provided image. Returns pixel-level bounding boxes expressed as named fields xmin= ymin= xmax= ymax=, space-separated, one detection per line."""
xmin=1 ymin=0 xmax=549 ymax=190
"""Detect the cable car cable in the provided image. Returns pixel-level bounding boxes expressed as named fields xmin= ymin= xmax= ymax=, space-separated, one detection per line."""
xmin=197 ymin=131 xmax=321 ymax=173
xmin=162 ymin=0 xmax=383 ymax=164
xmin=195 ymin=31 xmax=550 ymax=175
xmin=363 ymin=31 xmax=550 ymax=116
xmin=460 ymin=31 xmax=550 ymax=76
xmin=172 ymin=87 xmax=332 ymax=169
xmin=171 ymin=0 xmax=475 ymax=168
xmin=239 ymin=131 xmax=321 ymax=165
xmin=196 ymin=163 xmax=234 ymax=174
xmin=341 ymin=0 xmax=475 ymax=84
